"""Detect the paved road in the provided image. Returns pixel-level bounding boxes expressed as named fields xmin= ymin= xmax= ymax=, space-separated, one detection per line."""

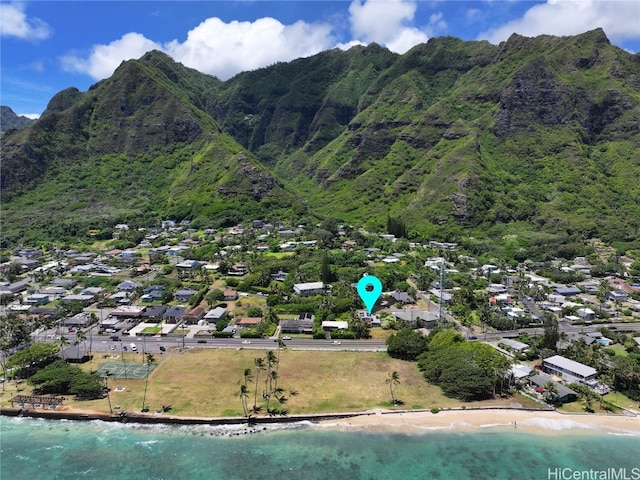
xmin=36 ymin=333 xmax=388 ymax=354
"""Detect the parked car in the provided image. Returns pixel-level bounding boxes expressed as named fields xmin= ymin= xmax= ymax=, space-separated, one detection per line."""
xmin=109 ymin=345 xmax=116 ymax=351
xmin=130 ymin=343 xmax=137 ymax=351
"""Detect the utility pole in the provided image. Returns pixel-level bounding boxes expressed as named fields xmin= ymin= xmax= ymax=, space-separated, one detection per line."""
xmin=439 ymin=261 xmax=446 ymax=324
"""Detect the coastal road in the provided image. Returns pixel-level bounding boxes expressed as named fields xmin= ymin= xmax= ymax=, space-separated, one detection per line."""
xmin=37 ymin=333 xmax=389 ymax=354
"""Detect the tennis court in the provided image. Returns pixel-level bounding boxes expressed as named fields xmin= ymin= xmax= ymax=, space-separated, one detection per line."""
xmin=95 ymin=362 xmax=155 ymax=379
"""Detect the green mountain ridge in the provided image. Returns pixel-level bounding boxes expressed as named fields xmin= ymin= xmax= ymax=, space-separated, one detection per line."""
xmin=0 ymin=106 xmax=36 ymax=135
xmin=1 ymin=28 xmax=639 ymax=253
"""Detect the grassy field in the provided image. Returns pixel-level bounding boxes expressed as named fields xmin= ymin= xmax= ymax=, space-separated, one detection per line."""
xmin=0 ymin=348 xmax=542 ymax=417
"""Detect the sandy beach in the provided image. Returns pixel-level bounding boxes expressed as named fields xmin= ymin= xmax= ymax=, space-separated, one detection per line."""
xmin=318 ymin=408 xmax=640 ymax=436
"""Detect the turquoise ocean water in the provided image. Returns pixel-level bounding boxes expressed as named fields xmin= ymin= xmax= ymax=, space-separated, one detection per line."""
xmin=1 ymin=416 xmax=639 ymax=480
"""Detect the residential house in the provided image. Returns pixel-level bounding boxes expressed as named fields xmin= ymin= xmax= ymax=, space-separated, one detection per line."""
xmin=117 ymin=280 xmax=141 ymax=292
xmin=228 ymin=263 xmax=248 ymax=276
xmin=204 ymin=307 xmax=227 ymax=324
xmin=60 ymin=294 xmax=95 ymax=306
xmin=528 ymin=373 xmax=578 ymax=404
xmin=236 ymin=317 xmax=263 ymax=328
xmin=0 ymin=281 xmax=29 ymax=294
xmin=81 ymin=287 xmax=105 ymax=298
xmin=224 ymin=290 xmax=238 ymax=301
xmin=576 ymin=307 xmax=596 ymax=321
xmin=176 ymin=259 xmax=200 ymax=270
xmin=183 ymin=306 xmax=205 ymax=325
xmin=293 ymin=282 xmax=326 ymax=296
xmin=164 ymin=306 xmax=187 ymax=324
xmin=554 ymin=286 xmax=581 ymax=297
xmin=271 ymin=271 xmax=287 ymax=282
xmin=607 ymin=290 xmax=628 ymax=303
xmin=110 ymin=306 xmax=146 ymax=320
xmin=24 ymin=293 xmax=50 ymax=305
xmin=542 ymin=355 xmax=597 ymax=386
xmin=321 ymin=321 xmax=348 ymax=332
xmin=280 ymin=315 xmax=314 ymax=334
xmin=51 ymin=279 xmax=77 ymax=289
xmin=500 ymin=338 xmax=529 ymax=354
xmin=355 ymin=309 xmax=381 ymax=326
xmin=42 ymin=286 xmax=67 ymax=298
xmin=62 ymin=312 xmax=94 ymax=328
xmin=175 ymin=288 xmax=197 ymax=302
xmin=141 ymin=306 xmax=167 ymax=323
xmin=389 ymin=291 xmax=414 ymax=304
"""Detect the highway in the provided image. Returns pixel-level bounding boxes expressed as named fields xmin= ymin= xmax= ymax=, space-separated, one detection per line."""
xmin=29 ymin=321 xmax=640 ymax=357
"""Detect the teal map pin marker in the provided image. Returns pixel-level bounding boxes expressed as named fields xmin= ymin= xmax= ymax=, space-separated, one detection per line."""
xmin=357 ymin=275 xmax=383 ymax=314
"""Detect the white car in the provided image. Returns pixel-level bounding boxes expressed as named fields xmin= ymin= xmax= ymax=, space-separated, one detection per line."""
xmin=332 ymin=341 xmax=341 ymax=345
xmin=282 ymin=336 xmax=291 ymax=340
xmin=109 ymin=345 xmax=116 ymax=351
xmin=241 ymin=340 xmax=251 ymax=344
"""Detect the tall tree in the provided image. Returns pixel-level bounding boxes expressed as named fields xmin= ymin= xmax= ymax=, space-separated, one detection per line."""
xmin=543 ymin=381 xmax=559 ymax=403
xmin=386 ymin=371 xmax=400 ymax=405
xmin=141 ymin=353 xmax=156 ymax=412
xmin=542 ymin=315 xmax=559 ymax=350
xmin=252 ymin=356 xmax=265 ymax=413
xmin=58 ymin=335 xmax=70 ymax=361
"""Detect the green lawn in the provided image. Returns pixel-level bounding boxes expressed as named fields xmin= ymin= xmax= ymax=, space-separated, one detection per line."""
xmin=5 ymin=349 xmax=547 ymax=418
xmin=606 ymin=344 xmax=628 ymax=357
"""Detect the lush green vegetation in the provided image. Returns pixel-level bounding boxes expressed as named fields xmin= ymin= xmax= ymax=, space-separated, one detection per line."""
xmin=28 ymin=360 xmax=104 ymax=399
xmin=417 ymin=330 xmax=512 ymax=401
xmin=2 ymin=30 xmax=639 ymax=257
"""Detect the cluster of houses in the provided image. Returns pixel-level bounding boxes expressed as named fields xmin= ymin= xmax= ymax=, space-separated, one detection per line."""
xmin=509 ymin=354 xmax=604 ymax=404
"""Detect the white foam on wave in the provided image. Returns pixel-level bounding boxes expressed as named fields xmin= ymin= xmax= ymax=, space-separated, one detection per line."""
xmin=479 ymin=422 xmax=513 ymax=429
xmin=519 ymin=416 xmax=639 ymax=435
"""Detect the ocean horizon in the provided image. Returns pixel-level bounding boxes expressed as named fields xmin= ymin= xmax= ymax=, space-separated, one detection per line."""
xmin=2 ymin=416 xmax=639 ymax=480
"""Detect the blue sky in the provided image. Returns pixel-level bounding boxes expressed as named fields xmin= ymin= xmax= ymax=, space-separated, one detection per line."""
xmin=2 ymin=0 xmax=639 ymax=117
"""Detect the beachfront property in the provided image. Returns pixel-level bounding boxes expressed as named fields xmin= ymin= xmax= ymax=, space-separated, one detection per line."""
xmin=528 ymin=372 xmax=578 ymax=404
xmin=542 ymin=355 xmax=597 ymax=386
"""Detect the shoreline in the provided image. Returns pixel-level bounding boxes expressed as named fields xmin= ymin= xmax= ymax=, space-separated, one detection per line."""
xmin=2 ymin=406 xmax=638 ymax=436
xmin=317 ymin=408 xmax=640 ymax=437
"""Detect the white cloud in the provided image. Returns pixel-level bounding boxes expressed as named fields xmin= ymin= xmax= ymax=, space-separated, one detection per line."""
xmin=59 ymin=17 xmax=334 ymax=81
xmin=165 ymin=17 xmax=334 ymax=80
xmin=0 ymin=2 xmax=51 ymax=40
xmin=60 ymin=33 xmax=162 ymax=79
xmin=348 ymin=0 xmax=430 ymax=53
xmin=479 ymin=0 xmax=640 ymax=45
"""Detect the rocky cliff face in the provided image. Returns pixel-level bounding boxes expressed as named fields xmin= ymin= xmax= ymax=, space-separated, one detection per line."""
xmin=1 ymin=29 xmax=639 ymax=247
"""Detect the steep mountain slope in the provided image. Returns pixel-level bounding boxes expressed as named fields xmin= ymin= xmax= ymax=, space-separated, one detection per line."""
xmin=0 ymin=106 xmax=36 ymax=134
xmin=1 ymin=29 xmax=639 ymax=252
xmin=0 ymin=53 xmax=302 ymax=245
xmin=210 ymin=29 xmax=640 ymax=249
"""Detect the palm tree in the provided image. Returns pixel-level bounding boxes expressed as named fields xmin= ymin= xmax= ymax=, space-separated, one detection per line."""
xmin=235 ymin=384 xmax=250 ymax=418
xmin=141 ymin=353 xmax=156 ymax=412
xmin=543 ymin=380 xmax=559 ymax=403
xmin=103 ymin=370 xmax=113 ymax=414
xmin=252 ymin=357 xmax=265 ymax=413
xmin=58 ymin=335 xmax=70 ymax=360
xmin=74 ymin=329 xmax=87 ymax=360
xmin=242 ymin=367 xmax=254 ymax=386
xmin=386 ymin=371 xmax=400 ymax=405
xmin=264 ymin=351 xmax=278 ymax=411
